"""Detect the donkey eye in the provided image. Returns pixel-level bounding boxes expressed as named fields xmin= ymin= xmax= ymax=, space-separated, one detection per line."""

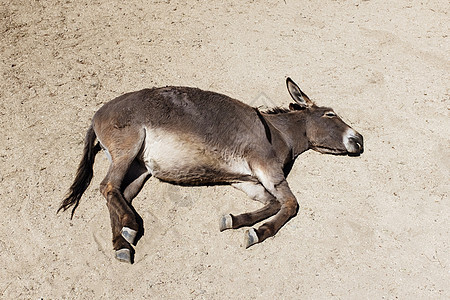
xmin=324 ymin=111 xmax=336 ymax=117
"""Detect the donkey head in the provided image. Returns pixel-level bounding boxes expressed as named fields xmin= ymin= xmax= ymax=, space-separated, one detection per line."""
xmin=286 ymin=78 xmax=364 ymax=156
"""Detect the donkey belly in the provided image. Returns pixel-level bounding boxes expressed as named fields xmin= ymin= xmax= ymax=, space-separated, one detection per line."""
xmin=142 ymin=127 xmax=252 ymax=185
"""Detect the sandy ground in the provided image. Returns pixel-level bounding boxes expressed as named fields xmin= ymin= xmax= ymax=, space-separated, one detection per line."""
xmin=1 ymin=0 xmax=449 ymax=298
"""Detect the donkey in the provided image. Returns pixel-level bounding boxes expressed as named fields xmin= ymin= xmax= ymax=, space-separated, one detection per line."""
xmin=58 ymin=78 xmax=363 ymax=263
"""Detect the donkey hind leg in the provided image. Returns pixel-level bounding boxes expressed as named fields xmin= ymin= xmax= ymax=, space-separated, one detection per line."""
xmin=122 ymin=159 xmax=151 ymax=203
xmin=107 ymin=203 xmax=134 ymax=263
xmin=107 ymin=159 xmax=150 ymax=263
xmin=245 ymin=168 xmax=299 ymax=248
xmin=220 ymin=182 xmax=281 ymax=232
xmin=99 ymin=131 xmax=145 ymax=262
xmin=123 ymin=159 xmax=151 ymax=245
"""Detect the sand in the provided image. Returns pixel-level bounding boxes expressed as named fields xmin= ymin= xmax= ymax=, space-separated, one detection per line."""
xmin=1 ymin=0 xmax=448 ymax=298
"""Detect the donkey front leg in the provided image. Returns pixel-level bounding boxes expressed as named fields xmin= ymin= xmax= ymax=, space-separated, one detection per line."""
xmin=220 ymin=182 xmax=281 ymax=231
xmin=246 ymin=176 xmax=299 ymax=248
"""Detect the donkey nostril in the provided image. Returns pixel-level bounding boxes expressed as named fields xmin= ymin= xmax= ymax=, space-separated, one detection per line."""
xmin=348 ymin=136 xmax=363 ymax=154
xmin=356 ymin=142 xmax=363 ymax=154
xmin=356 ymin=134 xmax=364 ymax=153
xmin=343 ymin=129 xmax=364 ymax=155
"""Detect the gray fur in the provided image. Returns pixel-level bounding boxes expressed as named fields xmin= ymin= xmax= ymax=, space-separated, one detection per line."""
xmin=59 ymin=78 xmax=363 ymax=263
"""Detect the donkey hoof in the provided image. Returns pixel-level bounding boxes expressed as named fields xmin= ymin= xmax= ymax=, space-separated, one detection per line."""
xmin=115 ymin=248 xmax=132 ymax=263
xmin=121 ymin=227 xmax=137 ymax=244
xmin=244 ymin=228 xmax=259 ymax=248
xmin=219 ymin=214 xmax=233 ymax=232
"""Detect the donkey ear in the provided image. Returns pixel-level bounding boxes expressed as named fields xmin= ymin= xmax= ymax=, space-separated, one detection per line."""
xmin=286 ymin=77 xmax=313 ymax=108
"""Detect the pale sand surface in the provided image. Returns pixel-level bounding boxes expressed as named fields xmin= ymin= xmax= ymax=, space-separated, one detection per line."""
xmin=1 ymin=0 xmax=449 ymax=298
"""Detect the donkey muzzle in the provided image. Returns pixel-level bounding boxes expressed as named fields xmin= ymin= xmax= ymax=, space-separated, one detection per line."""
xmin=344 ymin=130 xmax=364 ymax=156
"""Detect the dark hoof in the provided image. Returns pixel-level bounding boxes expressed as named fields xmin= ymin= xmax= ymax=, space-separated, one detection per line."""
xmin=219 ymin=214 xmax=233 ymax=232
xmin=121 ymin=227 xmax=137 ymax=245
xmin=244 ymin=228 xmax=259 ymax=248
xmin=115 ymin=248 xmax=132 ymax=263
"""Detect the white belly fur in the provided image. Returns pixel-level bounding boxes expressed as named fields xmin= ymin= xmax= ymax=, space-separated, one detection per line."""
xmin=142 ymin=127 xmax=252 ymax=183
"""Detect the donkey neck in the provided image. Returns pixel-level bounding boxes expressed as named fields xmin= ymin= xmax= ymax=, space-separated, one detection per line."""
xmin=263 ymin=110 xmax=310 ymax=159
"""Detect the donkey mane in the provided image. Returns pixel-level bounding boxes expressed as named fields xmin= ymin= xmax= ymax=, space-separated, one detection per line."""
xmin=261 ymin=107 xmax=291 ymax=114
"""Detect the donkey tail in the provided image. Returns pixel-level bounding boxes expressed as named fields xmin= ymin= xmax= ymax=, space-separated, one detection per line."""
xmin=58 ymin=125 xmax=101 ymax=219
